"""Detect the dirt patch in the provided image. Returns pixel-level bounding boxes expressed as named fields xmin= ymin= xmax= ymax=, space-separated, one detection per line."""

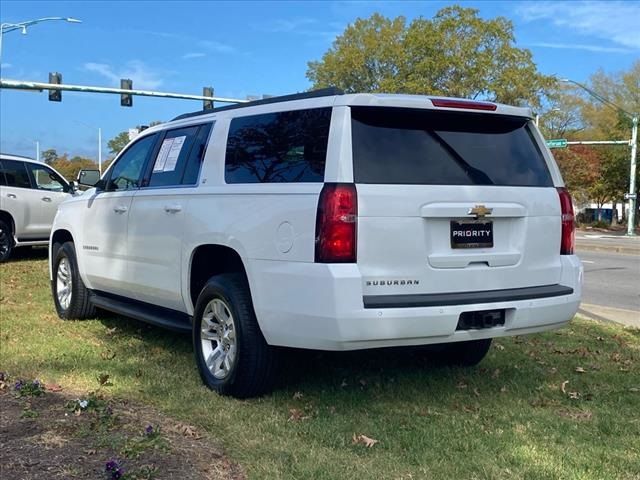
xmin=0 ymin=386 xmax=244 ymax=480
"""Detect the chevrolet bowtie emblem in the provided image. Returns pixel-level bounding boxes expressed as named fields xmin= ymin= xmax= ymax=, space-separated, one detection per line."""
xmin=468 ymin=204 xmax=493 ymax=218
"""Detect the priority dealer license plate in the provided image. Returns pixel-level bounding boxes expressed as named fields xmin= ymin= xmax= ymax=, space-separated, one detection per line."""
xmin=450 ymin=221 xmax=493 ymax=248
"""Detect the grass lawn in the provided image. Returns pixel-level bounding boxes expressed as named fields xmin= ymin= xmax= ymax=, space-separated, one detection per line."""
xmin=1 ymin=250 xmax=639 ymax=479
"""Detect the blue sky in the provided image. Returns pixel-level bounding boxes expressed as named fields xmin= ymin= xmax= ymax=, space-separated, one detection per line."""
xmin=1 ymin=0 xmax=639 ymax=160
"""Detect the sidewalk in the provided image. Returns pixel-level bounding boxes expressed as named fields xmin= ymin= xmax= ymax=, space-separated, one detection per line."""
xmin=578 ymin=303 xmax=640 ymax=329
xmin=575 ymin=229 xmax=640 ymax=255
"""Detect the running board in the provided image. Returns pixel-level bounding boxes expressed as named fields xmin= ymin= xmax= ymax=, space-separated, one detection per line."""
xmin=90 ymin=291 xmax=192 ymax=333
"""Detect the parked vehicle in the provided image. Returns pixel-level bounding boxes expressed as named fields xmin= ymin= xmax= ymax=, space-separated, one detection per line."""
xmin=0 ymin=154 xmax=74 ymax=261
xmin=49 ymin=89 xmax=583 ymax=398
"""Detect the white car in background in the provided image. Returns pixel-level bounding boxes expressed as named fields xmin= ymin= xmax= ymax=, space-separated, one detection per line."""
xmin=0 ymin=154 xmax=73 ymax=261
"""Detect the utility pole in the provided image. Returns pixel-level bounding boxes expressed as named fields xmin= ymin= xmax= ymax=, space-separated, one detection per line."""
xmin=629 ymin=116 xmax=638 ymax=235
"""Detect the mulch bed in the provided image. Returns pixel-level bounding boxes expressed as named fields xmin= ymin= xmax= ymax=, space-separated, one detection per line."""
xmin=0 ymin=383 xmax=244 ymax=480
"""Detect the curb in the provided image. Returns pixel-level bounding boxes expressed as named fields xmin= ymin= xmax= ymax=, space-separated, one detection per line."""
xmin=576 ymin=244 xmax=640 ymax=256
xmin=577 ymin=303 xmax=640 ymax=329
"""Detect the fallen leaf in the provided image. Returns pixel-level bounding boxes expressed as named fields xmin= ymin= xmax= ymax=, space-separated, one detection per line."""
xmin=45 ymin=383 xmax=63 ymax=392
xmin=629 ymin=387 xmax=639 ymax=393
xmin=491 ymin=369 xmax=501 ymax=379
xmin=292 ymin=391 xmax=303 ymax=400
xmin=473 ymin=388 xmax=480 ymax=397
xmin=359 ymin=379 xmax=367 ymax=387
xmin=456 ymin=381 xmax=468 ymax=389
xmin=574 ymin=367 xmax=586 ymax=373
xmin=352 ymin=434 xmax=379 ymax=448
xmin=340 ymin=379 xmax=348 ymax=388
xmin=500 ymin=386 xmax=508 ymax=393
xmin=85 ymin=449 xmax=97 ymax=455
xmin=568 ymin=392 xmax=580 ymax=400
xmin=495 ymin=343 xmax=505 ymax=351
xmin=288 ymin=408 xmax=309 ymax=422
xmin=105 ymin=327 xmax=118 ymax=335
xmin=561 ymin=380 xmax=569 ymax=394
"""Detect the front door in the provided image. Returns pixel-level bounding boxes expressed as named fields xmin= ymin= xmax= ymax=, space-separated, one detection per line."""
xmin=82 ymin=134 xmax=158 ymax=296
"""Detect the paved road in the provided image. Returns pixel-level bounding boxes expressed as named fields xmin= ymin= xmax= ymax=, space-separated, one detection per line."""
xmin=578 ymin=250 xmax=640 ymax=312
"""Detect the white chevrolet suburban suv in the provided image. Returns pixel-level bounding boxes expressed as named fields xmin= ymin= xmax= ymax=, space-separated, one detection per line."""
xmin=49 ymin=89 xmax=583 ymax=398
xmin=1 ymin=154 xmax=73 ymax=261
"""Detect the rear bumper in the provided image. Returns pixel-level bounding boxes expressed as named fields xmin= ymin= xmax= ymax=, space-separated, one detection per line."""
xmin=249 ymin=255 xmax=583 ymax=351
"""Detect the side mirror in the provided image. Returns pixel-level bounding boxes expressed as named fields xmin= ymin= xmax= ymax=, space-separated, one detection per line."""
xmin=77 ymin=169 xmax=101 ymax=188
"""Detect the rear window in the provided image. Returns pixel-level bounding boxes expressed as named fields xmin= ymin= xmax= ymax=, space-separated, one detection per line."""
xmin=225 ymin=108 xmax=331 ymax=183
xmin=351 ymin=107 xmax=552 ymax=187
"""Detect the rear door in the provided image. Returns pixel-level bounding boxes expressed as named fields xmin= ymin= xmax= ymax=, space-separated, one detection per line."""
xmin=351 ymin=106 xmax=562 ymax=299
xmin=24 ymin=162 xmax=71 ymax=236
xmin=127 ymin=123 xmax=212 ymax=311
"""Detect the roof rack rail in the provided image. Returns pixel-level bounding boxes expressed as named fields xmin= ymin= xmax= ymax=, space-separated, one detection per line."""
xmin=171 ymin=87 xmax=344 ymax=121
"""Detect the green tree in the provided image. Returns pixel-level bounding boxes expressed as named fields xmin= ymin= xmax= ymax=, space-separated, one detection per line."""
xmin=107 ymin=121 xmax=163 ymax=157
xmin=41 ymin=148 xmax=58 ymax=165
xmin=107 ymin=132 xmax=130 ymax=156
xmin=307 ymin=7 xmax=553 ymax=107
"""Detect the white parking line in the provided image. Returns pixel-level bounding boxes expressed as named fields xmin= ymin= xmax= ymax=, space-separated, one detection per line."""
xmin=582 ymin=260 xmax=595 ymax=264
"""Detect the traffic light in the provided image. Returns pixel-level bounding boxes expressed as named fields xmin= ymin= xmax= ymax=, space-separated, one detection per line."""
xmin=48 ymin=72 xmax=62 ymax=102
xmin=203 ymin=86 xmax=214 ymax=110
xmin=121 ymin=78 xmax=133 ymax=107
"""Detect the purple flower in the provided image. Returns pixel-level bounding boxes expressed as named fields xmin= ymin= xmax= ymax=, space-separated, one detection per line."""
xmin=105 ymin=459 xmax=119 ymax=472
xmin=14 ymin=380 xmax=24 ymax=390
xmin=32 ymin=379 xmax=41 ymax=388
xmin=144 ymin=424 xmax=154 ymax=436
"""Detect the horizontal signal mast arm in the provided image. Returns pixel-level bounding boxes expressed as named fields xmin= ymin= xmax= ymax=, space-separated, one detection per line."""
xmin=0 ymin=78 xmax=248 ymax=104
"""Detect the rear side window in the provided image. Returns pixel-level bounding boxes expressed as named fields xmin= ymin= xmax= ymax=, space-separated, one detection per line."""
xmin=351 ymin=107 xmax=553 ymax=187
xmin=225 ymin=108 xmax=331 ymax=183
xmin=148 ymin=123 xmax=212 ymax=187
xmin=0 ymin=160 xmax=31 ymax=189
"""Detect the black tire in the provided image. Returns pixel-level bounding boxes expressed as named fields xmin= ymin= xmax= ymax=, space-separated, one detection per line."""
xmin=193 ymin=273 xmax=278 ymax=398
xmin=439 ymin=339 xmax=492 ymax=367
xmin=0 ymin=219 xmax=14 ymax=262
xmin=52 ymin=241 xmax=95 ymax=320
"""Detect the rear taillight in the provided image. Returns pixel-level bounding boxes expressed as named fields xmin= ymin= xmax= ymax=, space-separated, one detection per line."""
xmin=431 ymin=99 xmax=497 ymax=111
xmin=315 ymin=183 xmax=357 ymax=263
xmin=557 ymin=187 xmax=575 ymax=255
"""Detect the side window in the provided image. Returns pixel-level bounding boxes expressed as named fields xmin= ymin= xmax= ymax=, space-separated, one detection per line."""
xmin=225 ymin=108 xmax=331 ymax=183
xmin=182 ymin=123 xmax=213 ymax=185
xmin=0 ymin=160 xmax=31 ymax=189
xmin=147 ymin=123 xmax=211 ymax=188
xmin=0 ymin=161 xmax=6 ymax=186
xmin=25 ymin=163 xmax=69 ymax=192
xmin=106 ymin=134 xmax=157 ymax=192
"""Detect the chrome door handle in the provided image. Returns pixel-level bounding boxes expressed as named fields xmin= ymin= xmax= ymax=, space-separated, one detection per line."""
xmin=113 ymin=205 xmax=128 ymax=214
xmin=42 ymin=196 xmax=52 ymax=202
xmin=7 ymin=193 xmax=16 ymax=199
xmin=164 ymin=205 xmax=182 ymax=214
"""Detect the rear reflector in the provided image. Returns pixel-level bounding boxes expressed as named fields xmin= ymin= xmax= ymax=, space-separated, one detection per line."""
xmin=557 ymin=187 xmax=575 ymax=255
xmin=315 ymin=183 xmax=357 ymax=263
xmin=431 ymin=99 xmax=497 ymax=111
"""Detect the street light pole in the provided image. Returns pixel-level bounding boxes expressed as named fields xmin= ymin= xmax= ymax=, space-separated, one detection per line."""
xmin=0 ymin=17 xmax=81 ymax=67
xmin=560 ymin=78 xmax=638 ymax=236
xmin=98 ymin=127 xmax=102 ymax=173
